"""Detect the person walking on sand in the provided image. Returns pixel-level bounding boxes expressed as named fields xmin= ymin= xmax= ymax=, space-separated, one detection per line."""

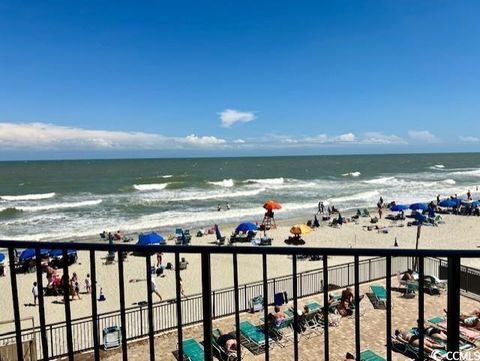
xmin=151 ymin=274 xmax=162 ymax=300
xmin=71 ymin=272 xmax=81 ymax=300
xmin=156 ymin=252 xmax=163 ymax=268
xmin=32 ymin=282 xmax=38 ymax=306
xmin=378 ymin=207 xmax=383 ymax=219
xmin=85 ymin=274 xmax=91 ymax=294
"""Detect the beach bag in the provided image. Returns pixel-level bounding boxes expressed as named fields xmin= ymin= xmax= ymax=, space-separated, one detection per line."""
xmin=249 ymin=295 xmax=264 ymax=313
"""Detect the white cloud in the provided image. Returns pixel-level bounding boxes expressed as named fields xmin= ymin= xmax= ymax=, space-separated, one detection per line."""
xmin=218 ymin=109 xmax=256 ymax=128
xmin=459 ymin=136 xmax=480 ymax=143
xmin=233 ymin=139 xmax=246 ymax=144
xmin=408 ymin=130 xmax=439 ymax=144
xmin=334 ymin=133 xmax=356 ymax=142
xmin=362 ymin=132 xmax=407 ymax=145
xmin=0 ymin=122 xmax=227 ymax=150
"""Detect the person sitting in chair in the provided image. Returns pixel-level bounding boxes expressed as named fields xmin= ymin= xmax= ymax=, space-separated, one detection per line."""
xmin=217 ymin=330 xmax=238 ymax=353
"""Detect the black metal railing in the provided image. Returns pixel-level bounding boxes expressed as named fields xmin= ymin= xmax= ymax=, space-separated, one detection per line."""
xmin=0 ymin=239 xmax=474 ymax=361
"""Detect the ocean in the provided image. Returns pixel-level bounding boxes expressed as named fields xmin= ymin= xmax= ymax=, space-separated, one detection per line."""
xmin=1 ymin=153 xmax=479 ymax=241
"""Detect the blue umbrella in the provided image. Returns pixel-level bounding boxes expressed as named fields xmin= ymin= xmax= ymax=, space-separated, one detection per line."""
xmin=0 ymin=253 xmax=5 ymax=263
xmin=49 ymin=249 xmax=77 ymax=258
xmin=409 ymin=203 xmax=428 ymax=211
xmin=472 ymin=201 xmax=480 ymax=207
xmin=137 ymin=232 xmax=165 ymax=246
xmin=439 ymin=199 xmax=461 ymax=208
xmin=19 ymin=248 xmax=50 ymax=262
xmin=390 ymin=204 xmax=409 ymax=212
xmin=235 ymin=222 xmax=258 ymax=233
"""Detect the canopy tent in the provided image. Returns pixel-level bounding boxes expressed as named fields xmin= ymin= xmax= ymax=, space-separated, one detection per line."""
xmin=235 ymin=222 xmax=258 ymax=233
xmin=409 ymin=203 xmax=428 ymax=211
xmin=137 ymin=232 xmax=165 ymax=246
xmin=49 ymin=249 xmax=77 ymax=258
xmin=390 ymin=204 xmax=409 ymax=212
xmin=19 ymin=248 xmax=50 ymax=262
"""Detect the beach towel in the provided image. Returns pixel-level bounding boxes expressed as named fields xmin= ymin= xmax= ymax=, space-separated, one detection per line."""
xmin=438 ymin=321 xmax=480 ymax=340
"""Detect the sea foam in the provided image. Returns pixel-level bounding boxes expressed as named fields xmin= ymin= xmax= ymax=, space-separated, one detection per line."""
xmin=207 ymin=179 xmax=234 ymax=187
xmin=134 ymin=183 xmax=169 ymax=191
xmin=0 ymin=192 xmax=56 ymax=201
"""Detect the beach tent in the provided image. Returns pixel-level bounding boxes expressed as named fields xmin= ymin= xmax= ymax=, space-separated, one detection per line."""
xmin=137 ymin=232 xmax=165 ymax=246
xmin=409 ymin=203 xmax=428 ymax=211
xmin=290 ymin=224 xmax=312 ymax=235
xmin=0 ymin=253 xmax=5 ymax=263
xmin=390 ymin=204 xmax=409 ymax=212
xmin=439 ymin=199 xmax=461 ymax=208
xmin=235 ymin=222 xmax=258 ymax=233
xmin=49 ymin=249 xmax=77 ymax=258
xmin=19 ymin=248 xmax=50 ymax=262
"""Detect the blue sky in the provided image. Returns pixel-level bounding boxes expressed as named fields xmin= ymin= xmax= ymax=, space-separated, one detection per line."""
xmin=1 ymin=1 xmax=480 ymax=159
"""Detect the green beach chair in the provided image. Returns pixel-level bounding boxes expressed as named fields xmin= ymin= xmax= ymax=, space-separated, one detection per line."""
xmin=360 ymin=349 xmax=385 ymax=361
xmin=369 ymin=284 xmax=388 ymax=308
xmin=182 ymin=338 xmax=204 ymax=361
xmin=306 ymin=301 xmax=322 ymax=311
xmin=238 ymin=320 xmax=271 ymax=353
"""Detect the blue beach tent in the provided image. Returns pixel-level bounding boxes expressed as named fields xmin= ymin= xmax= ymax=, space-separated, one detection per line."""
xmin=19 ymin=248 xmax=50 ymax=262
xmin=137 ymin=232 xmax=165 ymax=246
xmin=390 ymin=204 xmax=409 ymax=212
xmin=49 ymin=249 xmax=77 ymax=258
xmin=439 ymin=199 xmax=461 ymax=208
xmin=409 ymin=203 xmax=428 ymax=211
xmin=235 ymin=222 xmax=258 ymax=233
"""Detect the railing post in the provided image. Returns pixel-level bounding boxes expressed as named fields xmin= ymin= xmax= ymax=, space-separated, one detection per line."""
xmin=201 ymin=253 xmax=213 ymax=361
xmin=323 ymin=256 xmax=329 ymax=361
xmin=89 ymin=250 xmax=100 ymax=361
xmin=117 ymin=251 xmax=128 ymax=361
xmin=145 ymin=254 xmax=155 ymax=361
xmin=212 ymin=291 xmax=216 ymax=318
xmin=262 ymin=253 xmax=270 ymax=361
xmin=35 ymin=248 xmax=49 ymax=360
xmin=62 ymin=248 xmax=74 ymax=361
xmin=8 ymin=247 xmax=23 ymax=361
xmin=447 ymin=256 xmax=460 ymax=352
xmin=386 ymin=256 xmax=392 ymax=361
xmin=418 ymin=257 xmax=425 ymax=360
xmin=354 ymin=256 xmax=360 ymax=361
xmin=175 ymin=252 xmax=183 ymax=361
xmin=292 ymin=254 xmax=299 ymax=361
xmin=233 ymin=253 xmax=241 ymax=361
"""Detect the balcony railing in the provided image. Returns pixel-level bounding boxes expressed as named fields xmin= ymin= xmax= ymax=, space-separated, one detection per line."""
xmin=0 ymin=239 xmax=474 ymax=361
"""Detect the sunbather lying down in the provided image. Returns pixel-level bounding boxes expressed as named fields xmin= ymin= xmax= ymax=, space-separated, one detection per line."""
xmin=460 ymin=314 xmax=480 ymax=329
xmin=395 ymin=329 xmax=446 ymax=353
xmin=363 ymin=225 xmax=389 ymax=233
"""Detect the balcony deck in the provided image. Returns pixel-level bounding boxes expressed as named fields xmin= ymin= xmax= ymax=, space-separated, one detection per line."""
xmin=94 ymin=278 xmax=480 ymax=361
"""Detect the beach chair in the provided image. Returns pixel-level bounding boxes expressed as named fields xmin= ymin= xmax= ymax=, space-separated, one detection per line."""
xmin=429 ymin=316 xmax=480 ymax=342
xmin=362 ymin=208 xmax=370 ymax=217
xmin=238 ymin=320 xmax=272 ymax=353
xmin=360 ymin=349 xmax=385 ymax=361
xmin=369 ymin=284 xmax=388 ymax=308
xmin=105 ymin=252 xmax=115 ymax=265
xmin=181 ymin=338 xmax=204 ymax=361
xmin=175 ymin=228 xmax=184 ymax=245
xmin=300 ymin=310 xmax=324 ymax=338
xmin=216 ymin=227 xmax=226 ymax=246
xmin=212 ymin=328 xmax=242 ymax=361
xmin=103 ymin=326 xmax=121 ymax=350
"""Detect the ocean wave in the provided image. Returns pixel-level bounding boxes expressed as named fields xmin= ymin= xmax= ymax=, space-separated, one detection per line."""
xmin=363 ymin=177 xmax=396 ymax=185
xmin=15 ymin=199 xmax=102 ymax=212
xmin=134 ymin=183 xmax=169 ymax=191
xmin=139 ymin=188 xmax=267 ymax=202
xmin=441 ymin=179 xmax=456 ymax=185
xmin=161 ymin=175 xmax=173 ymax=178
xmin=342 ymin=171 xmax=361 ymax=177
xmin=430 ymin=164 xmax=445 ymax=170
xmin=0 ymin=192 xmax=56 ymax=201
xmin=450 ymin=169 xmax=480 ymax=177
xmin=244 ymin=177 xmax=285 ymax=185
xmin=329 ymin=190 xmax=380 ymax=203
xmin=0 ymin=207 xmax=22 ymax=217
xmin=207 ymin=179 xmax=234 ymax=187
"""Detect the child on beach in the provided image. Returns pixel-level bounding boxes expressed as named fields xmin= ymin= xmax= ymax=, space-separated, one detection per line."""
xmin=85 ymin=274 xmax=91 ymax=294
xmin=32 ymin=282 xmax=38 ymax=306
xmin=71 ymin=273 xmax=81 ymax=300
xmin=151 ymin=275 xmax=162 ymax=300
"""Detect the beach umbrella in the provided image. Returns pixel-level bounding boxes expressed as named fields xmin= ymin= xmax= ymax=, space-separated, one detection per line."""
xmin=0 ymin=253 xmax=4 ymax=263
xmin=263 ymin=200 xmax=282 ymax=210
xmin=49 ymin=249 xmax=77 ymax=258
xmin=235 ymin=222 xmax=258 ymax=233
xmin=19 ymin=248 xmax=50 ymax=262
xmin=290 ymin=224 xmax=312 ymax=235
xmin=390 ymin=204 xmax=409 ymax=212
xmin=137 ymin=232 xmax=165 ymax=246
xmin=439 ymin=199 xmax=461 ymax=208
xmin=409 ymin=203 xmax=428 ymax=211
xmin=472 ymin=201 xmax=480 ymax=207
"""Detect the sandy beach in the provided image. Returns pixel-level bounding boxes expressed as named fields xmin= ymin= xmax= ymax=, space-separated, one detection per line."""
xmin=1 ymin=210 xmax=480 ymax=335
